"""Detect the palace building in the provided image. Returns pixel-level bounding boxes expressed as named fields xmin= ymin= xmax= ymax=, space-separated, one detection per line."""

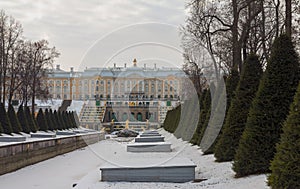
xmin=47 ymin=59 xmax=185 ymax=126
xmin=47 ymin=59 xmax=185 ymax=101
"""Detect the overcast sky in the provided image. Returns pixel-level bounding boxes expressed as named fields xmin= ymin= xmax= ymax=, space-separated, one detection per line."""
xmin=2 ymin=0 xmax=187 ymax=71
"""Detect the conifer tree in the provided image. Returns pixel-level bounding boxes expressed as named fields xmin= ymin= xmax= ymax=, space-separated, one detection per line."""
xmin=62 ymin=111 xmax=69 ymax=129
xmin=50 ymin=109 xmax=58 ymax=130
xmin=17 ymin=106 xmax=30 ymax=133
xmin=0 ymin=103 xmax=12 ymax=134
xmin=25 ymin=106 xmax=37 ymax=132
xmin=215 ymin=54 xmax=263 ymax=162
xmin=268 ymin=82 xmax=300 ymax=189
xmin=71 ymin=111 xmax=78 ymax=128
xmin=63 ymin=111 xmax=69 ymax=129
xmin=163 ymin=105 xmax=181 ymax=133
xmin=36 ymin=108 xmax=48 ymax=131
xmin=58 ymin=111 xmax=66 ymax=130
xmin=200 ymin=75 xmax=231 ymax=154
xmin=197 ymin=86 xmax=213 ymax=145
xmin=0 ymin=122 xmax=3 ymax=134
xmin=190 ymin=90 xmax=207 ymax=145
xmin=7 ymin=104 xmax=22 ymax=133
xmin=233 ymin=34 xmax=299 ymax=177
xmin=201 ymin=80 xmax=227 ymax=154
xmin=174 ymin=95 xmax=200 ymax=141
xmin=44 ymin=109 xmax=54 ymax=131
xmin=54 ymin=110 xmax=61 ymax=130
xmin=67 ymin=111 xmax=74 ymax=128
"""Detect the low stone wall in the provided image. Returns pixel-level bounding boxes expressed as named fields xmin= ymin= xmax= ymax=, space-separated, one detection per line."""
xmin=0 ymin=133 xmax=104 ymax=176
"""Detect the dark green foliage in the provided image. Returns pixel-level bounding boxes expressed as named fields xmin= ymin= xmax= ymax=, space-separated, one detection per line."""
xmin=233 ymin=34 xmax=299 ymax=177
xmin=25 ymin=106 xmax=37 ymax=132
xmin=174 ymin=94 xmax=200 ymax=141
xmin=17 ymin=106 xmax=30 ymax=133
xmin=53 ymin=110 xmax=61 ymax=130
xmin=70 ymin=111 xmax=78 ymax=128
xmin=50 ymin=109 xmax=58 ymax=130
xmin=215 ymin=54 xmax=263 ymax=162
xmin=201 ymin=74 xmax=235 ymax=154
xmin=44 ymin=109 xmax=54 ymax=131
xmin=7 ymin=104 xmax=22 ymax=133
xmin=163 ymin=105 xmax=181 ymax=133
xmin=0 ymin=103 xmax=12 ymax=134
xmin=190 ymin=90 xmax=207 ymax=145
xmin=58 ymin=111 xmax=66 ymax=130
xmin=0 ymin=122 xmax=3 ymax=134
xmin=62 ymin=111 xmax=69 ymax=129
xmin=67 ymin=111 xmax=76 ymax=128
xmin=36 ymin=108 xmax=48 ymax=131
xmin=201 ymin=86 xmax=225 ymax=154
xmin=66 ymin=112 xmax=73 ymax=128
xmin=197 ymin=86 xmax=213 ymax=145
xmin=268 ymin=82 xmax=300 ymax=189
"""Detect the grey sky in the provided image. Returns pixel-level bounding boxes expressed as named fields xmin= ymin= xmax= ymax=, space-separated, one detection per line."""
xmin=2 ymin=0 xmax=187 ymax=71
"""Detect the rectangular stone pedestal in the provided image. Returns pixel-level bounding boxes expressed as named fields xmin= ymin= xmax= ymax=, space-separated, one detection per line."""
xmin=143 ymin=130 xmax=159 ymax=134
xmin=140 ymin=133 xmax=161 ymax=137
xmin=100 ymin=158 xmax=196 ymax=183
xmin=127 ymin=142 xmax=171 ymax=152
xmin=31 ymin=133 xmax=56 ymax=138
xmin=0 ymin=135 xmax=26 ymax=142
xmin=135 ymin=136 xmax=164 ymax=143
xmin=56 ymin=131 xmax=76 ymax=135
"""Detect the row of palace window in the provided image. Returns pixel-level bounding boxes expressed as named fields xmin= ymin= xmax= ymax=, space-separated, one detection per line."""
xmin=48 ymin=79 xmax=179 ymax=88
xmin=49 ymin=83 xmax=178 ymax=93
xmin=51 ymin=94 xmax=179 ymax=100
xmin=108 ymin=111 xmax=157 ymax=122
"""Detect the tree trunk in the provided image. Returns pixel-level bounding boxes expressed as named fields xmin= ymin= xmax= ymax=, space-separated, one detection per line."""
xmin=232 ymin=0 xmax=241 ymax=72
xmin=285 ymin=0 xmax=292 ymax=37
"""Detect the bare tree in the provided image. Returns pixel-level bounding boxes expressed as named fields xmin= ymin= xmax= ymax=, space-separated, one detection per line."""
xmin=27 ymin=40 xmax=59 ymax=114
xmin=182 ymin=0 xmax=300 ymax=76
xmin=0 ymin=10 xmax=23 ymax=103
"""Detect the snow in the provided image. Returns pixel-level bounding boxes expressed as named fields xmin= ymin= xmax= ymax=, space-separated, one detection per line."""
xmin=34 ymin=99 xmax=62 ymax=110
xmin=0 ymin=129 xmax=270 ymax=189
xmin=67 ymin=100 xmax=85 ymax=116
xmin=0 ymin=128 xmax=97 ymax=147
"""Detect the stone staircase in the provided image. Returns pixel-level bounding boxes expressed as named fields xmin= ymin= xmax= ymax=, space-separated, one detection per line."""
xmin=79 ymin=100 xmax=106 ymax=129
xmin=158 ymin=106 xmax=173 ymax=124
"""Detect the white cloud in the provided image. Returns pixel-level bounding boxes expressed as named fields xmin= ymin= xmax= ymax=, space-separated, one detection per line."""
xmin=1 ymin=0 xmax=187 ymax=70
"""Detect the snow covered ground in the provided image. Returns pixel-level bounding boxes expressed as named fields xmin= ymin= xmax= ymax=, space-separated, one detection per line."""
xmin=34 ymin=99 xmax=85 ymax=116
xmin=0 ymin=129 xmax=269 ymax=189
xmin=67 ymin=100 xmax=85 ymax=116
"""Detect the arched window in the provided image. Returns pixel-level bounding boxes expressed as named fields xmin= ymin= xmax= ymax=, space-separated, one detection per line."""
xmin=137 ymin=112 xmax=142 ymax=121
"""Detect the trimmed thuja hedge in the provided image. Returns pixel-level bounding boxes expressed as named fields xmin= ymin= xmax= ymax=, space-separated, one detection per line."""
xmin=197 ymin=85 xmax=213 ymax=146
xmin=45 ymin=109 xmax=54 ymax=130
xmin=202 ymin=71 xmax=240 ymax=154
xmin=0 ymin=122 xmax=3 ymax=133
xmin=36 ymin=108 xmax=48 ymax=131
xmin=268 ymin=82 xmax=300 ymax=189
xmin=8 ymin=104 xmax=22 ymax=133
xmin=17 ymin=105 xmax=30 ymax=133
xmin=0 ymin=105 xmax=78 ymax=135
xmin=190 ymin=90 xmax=207 ymax=145
xmin=36 ymin=109 xmax=79 ymax=131
xmin=174 ymin=95 xmax=200 ymax=141
xmin=214 ymin=54 xmax=263 ymax=162
xmin=163 ymin=104 xmax=181 ymax=133
xmin=25 ymin=106 xmax=38 ymax=133
xmin=233 ymin=34 xmax=300 ymax=177
xmin=0 ymin=103 xmax=12 ymax=134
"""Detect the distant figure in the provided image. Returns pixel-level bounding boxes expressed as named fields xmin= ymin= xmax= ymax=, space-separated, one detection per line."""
xmin=146 ymin=119 xmax=149 ymax=130
xmin=125 ymin=119 xmax=129 ymax=129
